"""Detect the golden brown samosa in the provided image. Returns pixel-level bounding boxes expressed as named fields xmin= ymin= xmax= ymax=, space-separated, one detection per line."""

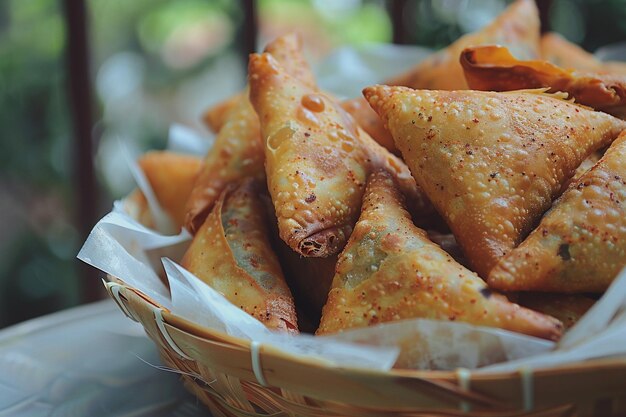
xmin=184 ymin=94 xmax=264 ymax=234
xmin=365 ymin=85 xmax=626 ymax=278
xmin=202 ymin=93 xmax=241 ymax=133
xmin=202 ymin=33 xmax=316 ymax=133
xmin=516 ymin=293 xmax=596 ymax=330
xmin=386 ymin=0 xmax=540 ymax=90
xmin=137 ymin=151 xmax=202 ymax=230
xmin=181 ymin=178 xmax=298 ymax=333
xmin=317 ymin=170 xmax=563 ymax=341
xmin=249 ymin=53 xmax=434 ymax=257
xmin=341 ymin=97 xmax=397 ymax=153
xmin=461 ymin=45 xmax=626 ymax=116
xmin=185 ymin=33 xmax=317 ymax=234
xmin=540 ymin=32 xmax=626 ymax=75
xmin=488 ymin=132 xmax=626 ymax=293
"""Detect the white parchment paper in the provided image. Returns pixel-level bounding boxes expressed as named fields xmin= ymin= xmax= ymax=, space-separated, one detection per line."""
xmin=78 ymin=44 xmax=626 ymax=372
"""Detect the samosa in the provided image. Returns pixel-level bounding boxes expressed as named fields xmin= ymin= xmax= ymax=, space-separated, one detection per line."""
xmin=540 ymin=32 xmax=626 ymax=75
xmin=249 ymin=53 xmax=434 ymax=257
xmin=185 ymin=33 xmax=317 ymax=234
xmin=181 ymin=178 xmax=298 ymax=333
xmin=461 ymin=45 xmax=626 ymax=116
xmin=386 ymin=0 xmax=540 ymax=90
xmin=488 ymin=132 xmax=626 ymax=293
xmin=515 ymin=293 xmax=596 ymax=330
xmin=317 ymin=170 xmax=563 ymax=341
xmin=365 ymin=85 xmax=626 ymax=278
xmin=137 ymin=151 xmax=202 ymax=230
xmin=202 ymin=33 xmax=316 ymax=133
xmin=341 ymin=97 xmax=397 ymax=153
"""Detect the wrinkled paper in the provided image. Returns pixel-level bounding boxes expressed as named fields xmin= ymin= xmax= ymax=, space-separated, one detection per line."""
xmin=79 ymin=44 xmax=626 ymax=372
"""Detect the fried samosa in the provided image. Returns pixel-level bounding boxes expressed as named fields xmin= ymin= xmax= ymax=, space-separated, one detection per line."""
xmin=202 ymin=93 xmax=241 ymax=133
xmin=185 ymin=93 xmax=264 ymax=234
xmin=181 ymin=178 xmax=298 ymax=333
xmin=317 ymin=170 xmax=563 ymax=341
xmin=341 ymin=97 xmax=397 ymax=153
xmin=185 ymin=33 xmax=317 ymax=234
xmin=386 ymin=0 xmax=540 ymax=90
xmin=516 ymin=293 xmax=596 ymax=330
xmin=540 ymin=32 xmax=626 ymax=75
xmin=461 ymin=45 xmax=626 ymax=116
xmin=365 ymin=85 xmax=626 ymax=278
xmin=202 ymin=33 xmax=316 ymax=133
xmin=249 ymin=53 xmax=435 ymax=257
xmin=488 ymin=132 xmax=626 ymax=293
xmin=137 ymin=151 xmax=202 ymax=230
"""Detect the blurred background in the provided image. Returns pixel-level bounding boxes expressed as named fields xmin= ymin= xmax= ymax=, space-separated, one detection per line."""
xmin=1 ymin=0 xmax=625 ymax=328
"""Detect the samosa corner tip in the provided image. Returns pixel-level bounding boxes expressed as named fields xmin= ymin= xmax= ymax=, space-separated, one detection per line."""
xmin=362 ymin=84 xmax=395 ymax=117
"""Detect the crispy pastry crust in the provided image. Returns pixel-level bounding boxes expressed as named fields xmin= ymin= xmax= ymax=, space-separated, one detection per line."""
xmin=317 ymin=170 xmax=563 ymax=341
xmin=342 ymin=97 xmax=398 ymax=153
xmin=249 ymin=54 xmax=436 ymax=256
xmin=386 ymin=0 xmax=540 ymax=90
xmin=364 ymin=85 xmax=626 ymax=278
xmin=489 ymin=132 xmax=626 ymax=293
xmin=461 ymin=45 xmax=626 ymax=116
xmin=181 ymin=178 xmax=298 ymax=333
xmin=185 ymin=93 xmax=264 ymax=234
xmin=186 ymin=34 xmax=316 ymax=234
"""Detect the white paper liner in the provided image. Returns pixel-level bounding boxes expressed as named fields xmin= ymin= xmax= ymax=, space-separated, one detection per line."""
xmin=78 ymin=44 xmax=626 ymax=373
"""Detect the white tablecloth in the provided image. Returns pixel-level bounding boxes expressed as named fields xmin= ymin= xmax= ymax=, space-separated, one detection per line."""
xmin=0 ymin=300 xmax=212 ymax=417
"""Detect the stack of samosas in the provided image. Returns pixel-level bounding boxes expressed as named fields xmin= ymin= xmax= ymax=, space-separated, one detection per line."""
xmin=132 ymin=0 xmax=626 ymax=346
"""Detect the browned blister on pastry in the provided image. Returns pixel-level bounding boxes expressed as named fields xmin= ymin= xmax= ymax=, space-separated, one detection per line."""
xmin=365 ymin=85 xmax=626 ymax=278
xmin=181 ymin=178 xmax=298 ymax=333
xmin=317 ymin=170 xmax=563 ymax=341
xmin=185 ymin=93 xmax=265 ymax=234
xmin=342 ymin=97 xmax=397 ymax=153
xmin=489 ymin=132 xmax=626 ymax=293
xmin=516 ymin=293 xmax=596 ymax=330
xmin=387 ymin=0 xmax=540 ymax=90
xmin=461 ymin=45 xmax=626 ymax=116
xmin=202 ymin=33 xmax=316 ymax=133
xmin=137 ymin=151 xmax=202 ymax=230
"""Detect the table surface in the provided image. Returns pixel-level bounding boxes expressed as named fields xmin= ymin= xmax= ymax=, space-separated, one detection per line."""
xmin=0 ymin=299 xmax=213 ymax=417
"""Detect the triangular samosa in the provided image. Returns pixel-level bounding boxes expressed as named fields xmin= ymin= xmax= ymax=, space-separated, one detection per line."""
xmin=181 ymin=178 xmax=298 ymax=333
xmin=461 ymin=45 xmax=626 ymax=116
xmin=365 ymin=85 xmax=626 ymax=278
xmin=185 ymin=33 xmax=317 ymax=233
xmin=540 ymin=32 xmax=626 ymax=75
xmin=137 ymin=151 xmax=202 ymax=229
xmin=515 ymin=293 xmax=596 ymax=330
xmin=202 ymin=93 xmax=241 ymax=133
xmin=201 ymin=33 xmax=316 ymax=133
xmin=317 ymin=170 xmax=563 ymax=341
xmin=341 ymin=97 xmax=398 ymax=153
xmin=488 ymin=132 xmax=626 ymax=293
xmin=248 ymin=53 xmax=435 ymax=257
xmin=386 ymin=0 xmax=539 ymax=90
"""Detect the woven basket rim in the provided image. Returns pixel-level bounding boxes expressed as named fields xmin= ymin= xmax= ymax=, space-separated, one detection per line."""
xmin=111 ymin=276 xmax=626 ymax=380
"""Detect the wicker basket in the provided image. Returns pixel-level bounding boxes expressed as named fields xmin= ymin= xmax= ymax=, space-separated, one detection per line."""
xmin=103 ymin=277 xmax=626 ymax=417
